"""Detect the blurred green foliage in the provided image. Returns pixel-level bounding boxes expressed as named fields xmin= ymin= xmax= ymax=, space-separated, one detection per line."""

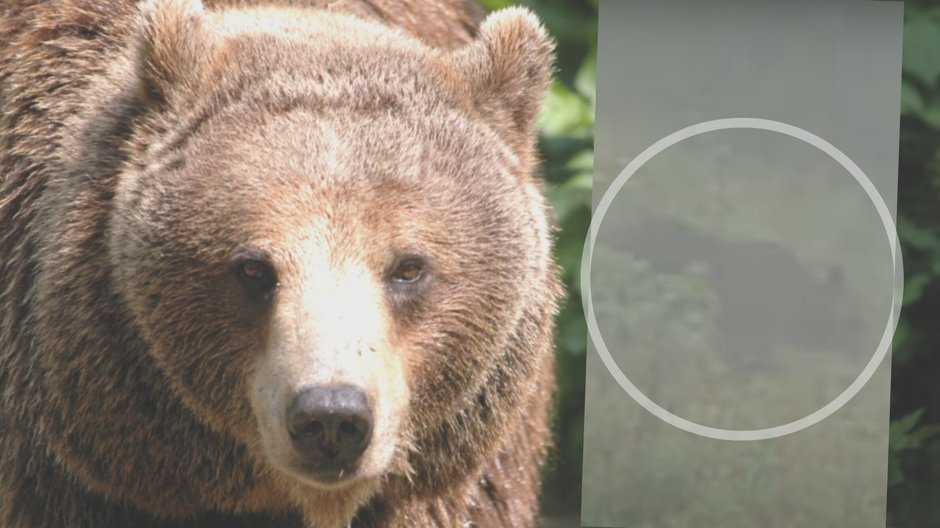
xmin=890 ymin=2 xmax=940 ymax=526
xmin=481 ymin=0 xmax=940 ymax=523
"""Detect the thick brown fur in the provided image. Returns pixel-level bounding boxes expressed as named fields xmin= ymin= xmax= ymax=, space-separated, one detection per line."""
xmin=0 ymin=1 xmax=561 ymax=527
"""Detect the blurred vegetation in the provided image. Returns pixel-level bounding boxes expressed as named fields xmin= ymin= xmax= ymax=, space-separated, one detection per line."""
xmin=889 ymin=1 xmax=940 ymax=526
xmin=482 ymin=0 xmax=940 ymax=524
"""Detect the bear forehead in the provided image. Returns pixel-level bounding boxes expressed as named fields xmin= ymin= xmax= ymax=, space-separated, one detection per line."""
xmin=187 ymin=108 xmax=512 ymax=185
xmin=146 ymin=108 xmax=524 ymax=253
xmin=204 ymin=7 xmax=450 ymax=102
xmin=162 ymin=10 xmax=483 ymax=167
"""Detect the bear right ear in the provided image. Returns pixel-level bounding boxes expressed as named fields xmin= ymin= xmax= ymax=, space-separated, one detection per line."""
xmin=134 ymin=0 xmax=215 ymax=108
xmin=447 ymin=8 xmax=555 ymax=153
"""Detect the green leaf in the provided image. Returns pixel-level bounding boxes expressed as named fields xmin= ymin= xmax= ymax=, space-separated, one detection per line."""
xmin=903 ymin=14 xmax=940 ymax=86
xmin=891 ymin=409 xmax=926 ymax=451
xmin=477 ymin=0 xmax=513 ymax=11
xmin=901 ymin=81 xmax=926 ymax=117
xmin=911 ymin=425 xmax=940 ymax=445
xmin=558 ymin=314 xmax=588 ymax=355
xmin=898 ymin=215 xmax=940 ymax=252
xmin=887 ymin=453 xmax=904 ymax=485
xmin=903 ymin=273 xmax=932 ymax=306
xmin=556 ymin=236 xmax=585 ymax=291
xmin=923 ymin=98 xmax=940 ymax=130
xmin=555 ymin=210 xmax=591 ymax=291
xmin=565 ymin=150 xmax=594 ymax=174
xmin=549 ymin=176 xmax=592 ymax=224
xmin=892 ymin=318 xmax=912 ymax=362
xmin=574 ymin=51 xmax=597 ymax=105
xmin=539 ymin=82 xmax=592 ymax=137
xmin=548 ymin=149 xmax=594 ymax=223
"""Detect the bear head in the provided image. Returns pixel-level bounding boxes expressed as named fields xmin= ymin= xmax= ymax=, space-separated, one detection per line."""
xmin=105 ymin=0 xmax=557 ymax=522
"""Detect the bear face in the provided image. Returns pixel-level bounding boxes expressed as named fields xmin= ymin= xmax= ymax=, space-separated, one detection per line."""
xmin=100 ymin=0 xmax=555 ymax=517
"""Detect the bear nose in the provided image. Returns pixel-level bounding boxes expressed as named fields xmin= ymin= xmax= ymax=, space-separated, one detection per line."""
xmin=286 ymin=385 xmax=373 ymax=465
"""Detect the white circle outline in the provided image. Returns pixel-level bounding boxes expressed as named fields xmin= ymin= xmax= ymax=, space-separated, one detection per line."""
xmin=581 ymin=117 xmax=904 ymax=441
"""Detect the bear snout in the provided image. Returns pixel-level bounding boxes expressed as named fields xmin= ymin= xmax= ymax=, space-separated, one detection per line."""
xmin=285 ymin=385 xmax=374 ymax=480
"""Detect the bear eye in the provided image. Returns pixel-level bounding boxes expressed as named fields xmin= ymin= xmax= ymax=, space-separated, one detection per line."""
xmin=230 ymin=249 xmax=278 ymax=299
xmin=238 ymin=260 xmax=270 ymax=282
xmin=389 ymin=258 xmax=424 ymax=284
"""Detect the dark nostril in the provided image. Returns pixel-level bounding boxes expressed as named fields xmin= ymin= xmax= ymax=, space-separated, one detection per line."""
xmin=286 ymin=385 xmax=373 ymax=465
xmin=296 ymin=420 xmax=325 ymax=438
xmin=338 ymin=421 xmax=359 ymax=438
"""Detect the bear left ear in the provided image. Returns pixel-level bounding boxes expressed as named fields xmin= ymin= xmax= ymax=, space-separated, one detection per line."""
xmin=449 ymin=8 xmax=555 ymax=150
xmin=134 ymin=0 xmax=216 ymax=108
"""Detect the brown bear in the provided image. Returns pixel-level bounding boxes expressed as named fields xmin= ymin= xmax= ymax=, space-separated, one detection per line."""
xmin=0 ymin=0 xmax=562 ymax=527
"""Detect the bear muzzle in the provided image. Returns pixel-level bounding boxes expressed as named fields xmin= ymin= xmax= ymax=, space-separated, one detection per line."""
xmin=285 ymin=384 xmax=374 ymax=483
